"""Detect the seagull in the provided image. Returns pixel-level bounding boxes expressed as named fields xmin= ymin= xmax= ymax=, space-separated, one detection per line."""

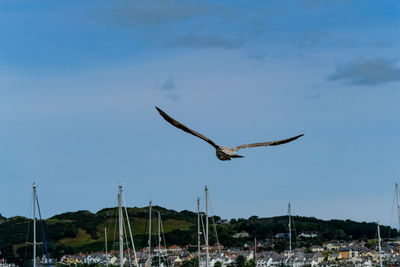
xmin=155 ymin=106 xmax=304 ymax=161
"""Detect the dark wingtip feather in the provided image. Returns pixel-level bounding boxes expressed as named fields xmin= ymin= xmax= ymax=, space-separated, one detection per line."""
xmin=155 ymin=106 xmax=166 ymax=117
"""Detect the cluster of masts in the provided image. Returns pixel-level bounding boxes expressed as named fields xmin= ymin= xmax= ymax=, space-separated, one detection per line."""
xmin=30 ymin=184 xmax=217 ymax=267
xmin=114 ymin=185 xmax=218 ymax=267
xmin=30 ymin=183 xmax=400 ymax=267
xmin=113 ymin=185 xmax=216 ymax=267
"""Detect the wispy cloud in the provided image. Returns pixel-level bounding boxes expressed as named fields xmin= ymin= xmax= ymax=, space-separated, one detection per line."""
xmin=304 ymin=92 xmax=321 ymax=100
xmin=328 ymin=58 xmax=400 ymax=86
xmin=295 ymin=31 xmax=329 ymax=48
xmin=91 ymin=1 xmax=340 ymax=52
xmin=247 ymin=53 xmax=266 ymax=61
xmin=93 ymin=0 xmax=217 ymax=26
xmin=168 ymin=34 xmax=245 ymax=49
xmin=165 ymin=94 xmax=180 ymax=102
xmin=91 ymin=0 xmax=247 ymax=50
xmin=158 ymin=76 xmax=180 ymax=101
xmin=161 ymin=76 xmax=175 ymax=91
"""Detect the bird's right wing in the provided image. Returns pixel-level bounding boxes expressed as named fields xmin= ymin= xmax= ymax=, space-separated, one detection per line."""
xmin=155 ymin=107 xmax=220 ymax=149
xmin=235 ymin=134 xmax=304 ymax=151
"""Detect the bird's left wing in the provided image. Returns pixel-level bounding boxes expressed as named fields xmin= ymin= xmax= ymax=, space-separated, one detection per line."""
xmin=235 ymin=134 xmax=304 ymax=151
xmin=155 ymin=107 xmax=220 ymax=149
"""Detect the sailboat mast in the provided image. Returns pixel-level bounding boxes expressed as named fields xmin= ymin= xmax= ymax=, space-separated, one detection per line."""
xmin=378 ymin=223 xmax=383 ymax=267
xmin=33 ymin=183 xmax=37 ymax=267
xmin=396 ymin=183 xmax=400 ymax=231
xmin=288 ymin=203 xmax=292 ymax=257
xmin=197 ymin=197 xmax=201 ymax=267
xmin=105 ymin=228 xmax=108 ymax=256
xmin=148 ymin=201 xmax=152 ymax=266
xmin=158 ymin=212 xmax=161 ymax=267
xmin=205 ymin=186 xmax=209 ymax=267
xmin=118 ymin=186 xmax=124 ymax=267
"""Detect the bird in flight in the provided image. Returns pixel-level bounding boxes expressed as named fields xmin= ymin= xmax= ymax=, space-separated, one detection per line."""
xmin=155 ymin=106 xmax=304 ymax=161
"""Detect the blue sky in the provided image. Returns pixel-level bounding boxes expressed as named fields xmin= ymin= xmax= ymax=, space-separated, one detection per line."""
xmin=1 ymin=0 xmax=400 ymax=227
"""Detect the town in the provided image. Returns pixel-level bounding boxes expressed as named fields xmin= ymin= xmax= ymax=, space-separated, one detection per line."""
xmin=2 ymin=185 xmax=400 ymax=267
xmin=9 ymin=236 xmax=400 ymax=267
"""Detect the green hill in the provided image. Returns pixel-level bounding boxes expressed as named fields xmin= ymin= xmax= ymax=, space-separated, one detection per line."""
xmin=0 ymin=206 xmax=398 ymax=266
xmin=0 ymin=206 xmax=197 ymax=265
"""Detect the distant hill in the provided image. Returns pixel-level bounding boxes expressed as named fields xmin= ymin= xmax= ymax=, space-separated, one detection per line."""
xmin=0 ymin=206 xmax=398 ymax=265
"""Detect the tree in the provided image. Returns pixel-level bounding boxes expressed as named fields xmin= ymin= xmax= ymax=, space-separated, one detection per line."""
xmin=334 ymin=229 xmax=346 ymax=240
xmin=236 ymin=255 xmax=246 ymax=267
xmin=214 ymin=261 xmax=222 ymax=267
xmin=304 ymin=248 xmax=312 ymax=253
xmin=246 ymin=259 xmax=255 ymax=267
xmin=181 ymin=258 xmax=195 ymax=267
xmin=365 ymin=240 xmax=378 ymax=249
xmin=248 ymin=216 xmax=259 ymax=221
xmin=274 ymin=240 xmax=288 ymax=253
xmin=322 ymin=250 xmax=331 ymax=261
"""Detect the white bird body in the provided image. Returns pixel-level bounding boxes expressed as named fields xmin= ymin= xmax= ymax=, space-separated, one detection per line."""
xmin=216 ymin=147 xmax=242 ymax=161
xmin=155 ymin=106 xmax=303 ymax=161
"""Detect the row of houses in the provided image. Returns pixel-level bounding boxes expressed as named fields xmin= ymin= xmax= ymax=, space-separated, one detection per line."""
xmin=55 ymin=248 xmax=394 ymax=267
xmin=39 ymin=239 xmax=400 ymax=267
xmin=234 ymin=231 xmax=318 ymax=240
xmin=0 ymin=258 xmax=17 ymax=267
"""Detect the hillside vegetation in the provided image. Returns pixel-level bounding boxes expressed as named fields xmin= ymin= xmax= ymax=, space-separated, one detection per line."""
xmin=0 ymin=207 xmax=397 ymax=266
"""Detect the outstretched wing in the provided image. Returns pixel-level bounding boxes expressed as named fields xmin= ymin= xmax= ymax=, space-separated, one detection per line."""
xmin=155 ymin=107 xmax=220 ymax=149
xmin=235 ymin=134 xmax=304 ymax=151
